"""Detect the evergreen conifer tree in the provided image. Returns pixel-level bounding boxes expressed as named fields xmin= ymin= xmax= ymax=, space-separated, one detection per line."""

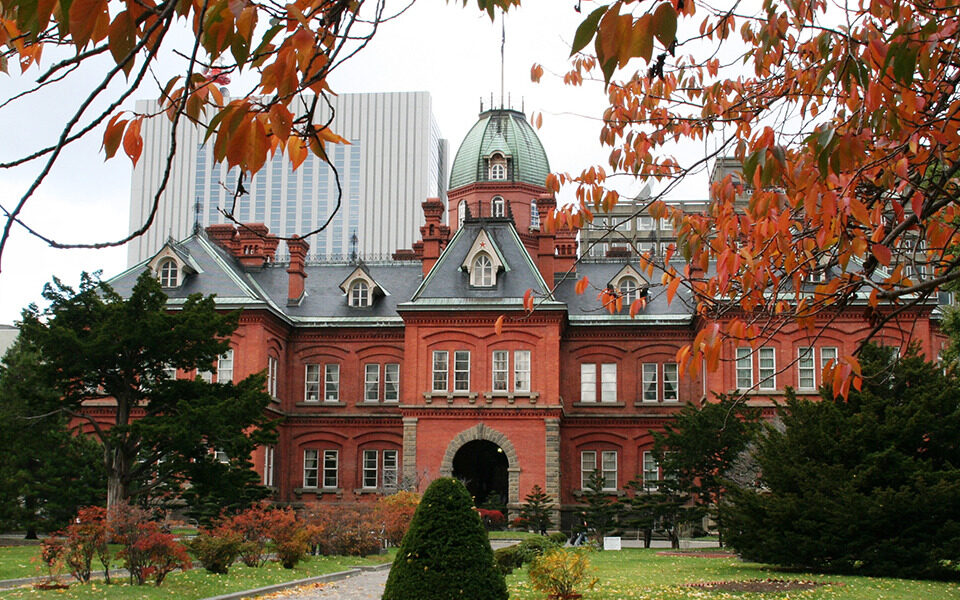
xmin=581 ymin=470 xmax=620 ymax=546
xmin=517 ymin=484 xmax=554 ymax=534
xmin=383 ymin=477 xmax=507 ymax=600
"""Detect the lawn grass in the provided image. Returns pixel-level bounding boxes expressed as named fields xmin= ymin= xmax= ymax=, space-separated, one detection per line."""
xmin=488 ymin=531 xmax=543 ymax=540
xmin=0 ymin=547 xmax=43 ymax=581
xmin=505 ymin=548 xmax=960 ymax=600
xmin=0 ymin=553 xmax=391 ymax=600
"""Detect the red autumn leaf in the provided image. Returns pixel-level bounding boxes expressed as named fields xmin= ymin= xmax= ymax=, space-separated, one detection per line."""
xmin=122 ymin=118 xmax=143 ymax=166
xmin=494 ymin=314 xmax=504 ymax=335
xmin=575 ymin=276 xmax=589 ymax=295
xmin=523 ymin=289 xmax=534 ymax=312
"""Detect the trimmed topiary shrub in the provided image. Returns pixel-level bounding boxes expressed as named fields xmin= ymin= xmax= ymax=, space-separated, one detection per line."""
xmin=186 ymin=530 xmax=242 ymax=574
xmin=493 ymin=545 xmax=524 ymax=576
xmin=515 ymin=535 xmax=560 ymax=564
xmin=549 ymin=531 xmax=568 ymax=546
xmin=382 ymin=478 xmax=507 ymax=600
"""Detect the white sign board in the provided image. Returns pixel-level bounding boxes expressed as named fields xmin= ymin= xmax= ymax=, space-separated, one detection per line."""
xmin=603 ymin=536 xmax=622 ymax=551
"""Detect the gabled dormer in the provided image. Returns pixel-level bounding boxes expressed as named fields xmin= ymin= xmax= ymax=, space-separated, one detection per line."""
xmin=607 ymin=264 xmax=649 ymax=304
xmin=461 ymin=229 xmax=508 ymax=287
xmin=148 ymin=241 xmax=199 ymax=289
xmin=339 ymin=265 xmax=387 ymax=308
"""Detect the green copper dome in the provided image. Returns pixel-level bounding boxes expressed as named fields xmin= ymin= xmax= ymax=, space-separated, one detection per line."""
xmin=449 ymin=108 xmax=551 ymax=190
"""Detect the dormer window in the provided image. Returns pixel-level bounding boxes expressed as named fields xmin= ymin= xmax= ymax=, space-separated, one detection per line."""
xmin=489 ymin=153 xmax=507 ymax=180
xmin=491 ymin=196 xmax=505 ymax=218
xmin=349 ymin=280 xmax=370 ymax=307
xmin=158 ymin=259 xmax=179 ymax=288
xmin=472 ymin=253 xmax=494 ymax=287
xmin=618 ymin=277 xmax=639 ymax=304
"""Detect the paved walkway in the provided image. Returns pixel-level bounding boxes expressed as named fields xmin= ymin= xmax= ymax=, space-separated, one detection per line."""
xmin=260 ymin=569 xmax=389 ymax=600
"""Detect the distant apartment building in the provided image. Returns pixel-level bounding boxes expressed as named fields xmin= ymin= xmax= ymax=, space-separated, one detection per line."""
xmin=127 ymin=92 xmax=448 ymax=265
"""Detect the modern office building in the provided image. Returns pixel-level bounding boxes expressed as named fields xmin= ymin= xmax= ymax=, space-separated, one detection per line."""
xmin=127 ymin=91 xmax=448 ymax=265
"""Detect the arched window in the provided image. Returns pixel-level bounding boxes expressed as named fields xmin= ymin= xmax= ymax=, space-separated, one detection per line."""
xmin=489 ymin=153 xmax=507 ymax=180
xmin=158 ymin=259 xmax=179 ymax=288
xmin=491 ymin=196 xmax=505 ymax=218
xmin=458 ymin=200 xmax=466 ymax=229
xmin=472 ymin=254 xmax=494 ymax=287
xmin=530 ymin=199 xmax=540 ymax=229
xmin=349 ymin=280 xmax=370 ymax=307
xmin=618 ymin=277 xmax=639 ymax=305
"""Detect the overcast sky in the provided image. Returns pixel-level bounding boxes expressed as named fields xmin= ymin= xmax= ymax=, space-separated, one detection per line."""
xmin=0 ymin=1 xmax=713 ymax=325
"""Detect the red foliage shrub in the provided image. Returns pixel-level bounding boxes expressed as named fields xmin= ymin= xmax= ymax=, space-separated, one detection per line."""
xmin=110 ymin=502 xmax=190 ymax=586
xmin=39 ymin=536 xmax=66 ymax=582
xmin=216 ymin=503 xmax=275 ymax=567
xmin=477 ymin=509 xmax=505 ymax=530
xmin=375 ymin=491 xmax=420 ymax=547
xmin=267 ymin=507 xmax=311 ymax=569
xmin=305 ymin=503 xmax=381 ymax=557
xmin=63 ymin=506 xmax=111 ymax=584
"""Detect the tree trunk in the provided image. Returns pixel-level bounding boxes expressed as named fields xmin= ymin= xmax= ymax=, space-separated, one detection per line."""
xmin=25 ymin=528 xmax=37 ymax=540
xmin=105 ymin=445 xmax=130 ymax=511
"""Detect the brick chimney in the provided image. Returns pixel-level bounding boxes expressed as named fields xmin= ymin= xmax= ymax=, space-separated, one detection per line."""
xmin=419 ymin=198 xmax=450 ymax=278
xmin=535 ymin=194 xmax=557 ymax=286
xmin=286 ymin=236 xmax=309 ymax=306
xmin=206 ymin=223 xmax=280 ymax=269
xmin=555 ymin=231 xmax=578 ymax=280
xmin=206 ymin=224 xmax=238 ymax=252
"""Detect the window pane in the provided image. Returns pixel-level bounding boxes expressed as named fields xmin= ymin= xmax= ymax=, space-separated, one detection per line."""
xmin=303 ymin=449 xmax=318 ymax=488
xmin=580 ymin=364 xmax=596 ymax=403
xmin=363 ymin=450 xmax=378 ymax=488
xmin=601 ymin=451 xmax=617 ymax=490
xmin=798 ymin=347 xmax=815 ymax=389
xmin=324 ymin=364 xmax=339 ymax=402
xmin=218 ymin=349 xmax=233 ymax=383
xmin=514 ymin=350 xmax=531 ymax=392
xmin=580 ymin=451 xmax=596 ymax=489
xmin=643 ymin=451 xmax=659 ymax=491
xmin=433 ymin=351 xmax=448 ymax=392
xmin=492 ymin=350 xmax=509 ymax=391
xmin=736 ymin=348 xmax=752 ymax=389
xmin=383 ymin=450 xmax=398 ymax=489
xmin=305 ymin=364 xmax=320 ymax=402
xmin=642 ymin=363 xmax=658 ymax=402
xmin=601 ymin=363 xmax=617 ymax=402
xmin=759 ymin=347 xmax=775 ymax=389
xmin=821 ymin=347 xmax=837 ymax=371
xmin=364 ymin=364 xmax=380 ymax=402
xmin=323 ymin=450 xmax=338 ymax=488
xmin=454 ymin=351 xmax=470 ymax=391
xmin=384 ymin=363 xmax=400 ymax=402
xmin=663 ymin=363 xmax=679 ymax=401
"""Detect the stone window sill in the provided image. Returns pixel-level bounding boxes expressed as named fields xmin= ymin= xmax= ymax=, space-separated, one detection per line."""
xmin=572 ymin=402 xmax=625 ymax=408
xmin=296 ymin=401 xmax=346 ymax=407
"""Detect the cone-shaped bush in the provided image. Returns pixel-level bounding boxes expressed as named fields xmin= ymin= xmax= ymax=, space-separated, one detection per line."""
xmin=382 ymin=477 xmax=507 ymax=600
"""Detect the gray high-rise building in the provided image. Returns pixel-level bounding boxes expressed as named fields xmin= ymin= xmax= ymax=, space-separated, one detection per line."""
xmin=127 ymin=91 xmax=448 ymax=265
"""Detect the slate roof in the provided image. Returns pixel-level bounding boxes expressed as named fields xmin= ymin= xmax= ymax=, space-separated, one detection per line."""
xmin=449 ymin=109 xmax=551 ymax=189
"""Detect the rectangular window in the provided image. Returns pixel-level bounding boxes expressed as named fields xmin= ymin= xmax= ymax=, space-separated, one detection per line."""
xmin=303 ymin=449 xmax=319 ymax=488
xmin=218 ymin=349 xmax=234 ymax=383
xmin=492 ymin=350 xmax=509 ymax=391
xmin=304 ymin=364 xmax=320 ymax=402
xmin=432 ymin=351 xmax=449 ymax=392
xmin=798 ymin=347 xmax=815 ymax=389
xmin=643 ymin=451 xmax=660 ymax=491
xmin=736 ymin=348 xmax=753 ymax=389
xmin=324 ymin=364 xmax=339 ymax=402
xmin=364 ymin=364 xmax=380 ymax=402
xmin=199 ymin=369 xmax=214 ymax=383
xmin=267 ymin=356 xmax=278 ymax=397
xmin=642 ymin=363 xmax=658 ymax=402
xmin=454 ymin=351 xmax=470 ymax=392
xmin=580 ymin=450 xmax=596 ymax=490
xmin=638 ymin=216 xmax=655 ymax=230
xmin=263 ymin=446 xmax=275 ymax=487
xmin=214 ymin=450 xmax=229 ymax=464
xmin=580 ymin=364 xmax=597 ymax=403
xmin=821 ymin=347 xmax=838 ymax=371
xmin=601 ymin=450 xmax=617 ymax=490
xmin=322 ymin=450 xmax=338 ymax=488
xmin=514 ymin=350 xmax=531 ymax=393
xmin=663 ymin=363 xmax=679 ymax=401
xmin=384 ymin=363 xmax=400 ymax=402
xmin=383 ymin=450 xmax=398 ymax=489
xmin=163 ymin=365 xmax=178 ymax=380
xmin=362 ymin=450 xmax=378 ymax=488
xmin=758 ymin=347 xmax=776 ymax=389
xmin=600 ymin=363 xmax=617 ymax=403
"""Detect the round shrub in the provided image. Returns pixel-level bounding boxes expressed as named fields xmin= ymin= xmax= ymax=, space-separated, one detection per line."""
xmin=493 ymin=545 xmax=524 ymax=576
xmin=549 ymin=532 xmax=569 ymax=546
xmin=383 ymin=478 xmax=507 ymax=600
xmin=187 ymin=531 xmax=242 ymax=574
xmin=516 ymin=535 xmax=560 ymax=564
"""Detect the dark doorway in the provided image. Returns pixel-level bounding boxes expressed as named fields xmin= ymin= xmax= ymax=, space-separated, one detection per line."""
xmin=452 ymin=440 xmax=509 ymax=508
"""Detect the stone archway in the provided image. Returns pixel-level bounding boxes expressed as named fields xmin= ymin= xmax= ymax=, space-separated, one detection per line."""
xmin=440 ymin=423 xmax=521 ymax=510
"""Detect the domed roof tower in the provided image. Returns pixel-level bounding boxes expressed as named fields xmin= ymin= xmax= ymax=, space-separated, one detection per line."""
xmin=447 ymin=107 xmax=551 ymax=235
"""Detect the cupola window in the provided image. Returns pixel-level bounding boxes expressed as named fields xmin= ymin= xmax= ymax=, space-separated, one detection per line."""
xmin=472 ymin=254 xmax=494 ymax=287
xmin=489 ymin=153 xmax=507 ymax=180
xmin=349 ymin=280 xmax=370 ymax=307
xmin=530 ymin=199 xmax=540 ymax=229
xmin=458 ymin=200 xmax=466 ymax=229
xmin=158 ymin=259 xmax=179 ymax=288
xmin=619 ymin=277 xmax=639 ymax=305
xmin=491 ymin=196 xmax=505 ymax=218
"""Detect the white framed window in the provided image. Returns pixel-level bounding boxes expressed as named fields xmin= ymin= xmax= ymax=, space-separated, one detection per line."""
xmin=615 ymin=217 xmax=631 ymax=232
xmin=663 ymin=363 xmax=679 ymax=401
xmin=163 ymin=365 xmax=178 ymax=380
xmin=798 ymin=347 xmax=815 ymax=389
xmin=618 ymin=277 xmax=639 ymax=305
xmin=364 ymin=364 xmax=380 ymax=402
xmin=601 ymin=450 xmax=618 ymax=490
xmin=643 ymin=451 xmax=660 ymax=491
xmin=214 ymin=449 xmax=229 ymax=464
xmin=267 ymin=356 xmax=278 ymax=397
xmin=384 ymin=363 xmax=400 ymax=402
xmin=305 ymin=364 xmax=320 ymax=402
xmin=758 ymin=347 xmax=776 ymax=389
xmin=821 ymin=347 xmax=838 ymax=371
xmin=642 ymin=363 xmax=658 ymax=402
xmin=659 ymin=218 xmax=671 ymax=231
xmin=303 ymin=449 xmax=319 ymax=488
xmin=349 ymin=281 xmax=370 ymax=307
xmin=199 ymin=368 xmax=214 ymax=383
xmin=324 ymin=364 xmax=340 ymax=402
xmin=458 ymin=200 xmax=466 ymax=229
xmin=514 ymin=350 xmax=531 ymax=392
xmin=454 ymin=350 xmax=471 ymax=392
xmin=530 ymin=200 xmax=540 ymax=229
xmin=322 ymin=449 xmax=338 ymax=488
xmin=600 ymin=363 xmax=617 ymax=403
xmin=638 ymin=241 xmax=656 ymax=255
xmin=580 ymin=364 xmax=597 ymax=403
xmin=158 ymin=259 xmax=179 ymax=287
xmin=492 ymin=350 xmax=509 ymax=391
xmin=362 ymin=450 xmax=379 ymax=488
xmin=638 ymin=216 xmax=655 ymax=230
xmin=472 ymin=254 xmax=494 ymax=287
xmin=263 ymin=446 xmax=275 ymax=487
xmin=217 ymin=349 xmax=233 ymax=383
xmin=491 ymin=196 xmax=505 ymax=217
xmin=432 ymin=351 xmax=448 ymax=392
xmin=383 ymin=450 xmax=398 ymax=489
xmin=736 ymin=348 xmax=752 ymax=389
xmin=490 ymin=161 xmax=506 ymax=180
xmin=580 ymin=450 xmax=596 ymax=490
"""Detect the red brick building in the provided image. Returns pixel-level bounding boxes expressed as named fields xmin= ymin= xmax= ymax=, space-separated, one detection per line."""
xmin=109 ymin=107 xmax=946 ymax=523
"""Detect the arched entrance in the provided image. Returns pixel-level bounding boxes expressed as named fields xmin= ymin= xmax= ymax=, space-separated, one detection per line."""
xmin=452 ymin=440 xmax=508 ymax=507
xmin=439 ymin=423 xmax=521 ymax=511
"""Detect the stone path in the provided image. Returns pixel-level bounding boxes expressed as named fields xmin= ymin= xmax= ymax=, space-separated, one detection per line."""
xmin=257 ymin=569 xmax=389 ymax=600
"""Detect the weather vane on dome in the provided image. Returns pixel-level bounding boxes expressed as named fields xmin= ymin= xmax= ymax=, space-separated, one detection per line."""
xmin=500 ymin=15 xmax=505 ymax=109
